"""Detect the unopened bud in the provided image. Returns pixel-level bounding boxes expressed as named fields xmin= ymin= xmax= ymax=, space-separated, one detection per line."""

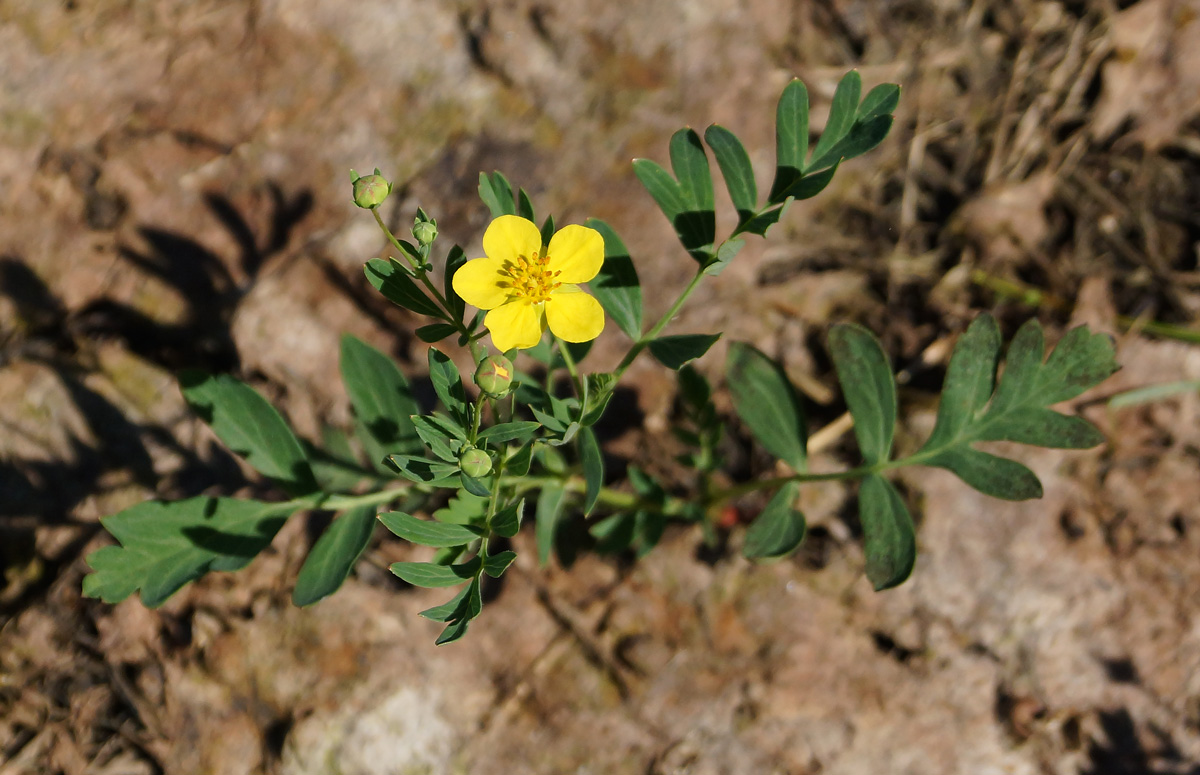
xmin=412 ymin=219 xmax=438 ymax=246
xmin=459 ymin=447 xmax=492 ymax=478
xmin=474 ymin=354 xmax=514 ymax=396
xmin=352 ymin=169 xmax=391 ymax=209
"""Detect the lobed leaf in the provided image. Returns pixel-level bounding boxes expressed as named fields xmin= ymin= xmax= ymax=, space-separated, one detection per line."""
xmin=918 ymin=315 xmax=1117 ymax=500
xmin=83 ymin=496 xmax=293 ymax=607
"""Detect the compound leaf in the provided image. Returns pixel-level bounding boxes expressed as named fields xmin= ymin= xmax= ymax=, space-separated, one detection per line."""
xmin=858 ymin=474 xmax=916 ymax=591
xmin=829 ymin=324 xmax=896 ymax=465
xmin=728 ymin=342 xmax=807 ymax=471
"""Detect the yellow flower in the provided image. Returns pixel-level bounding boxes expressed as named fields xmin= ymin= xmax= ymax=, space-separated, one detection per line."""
xmin=452 ymin=215 xmax=606 ymax=351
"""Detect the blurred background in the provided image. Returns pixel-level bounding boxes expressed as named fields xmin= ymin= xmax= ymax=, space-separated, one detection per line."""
xmin=2 ymin=0 xmax=1199 ymax=772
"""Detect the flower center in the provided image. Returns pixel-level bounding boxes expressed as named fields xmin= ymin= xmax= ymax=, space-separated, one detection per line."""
xmin=504 ymin=249 xmax=562 ymax=303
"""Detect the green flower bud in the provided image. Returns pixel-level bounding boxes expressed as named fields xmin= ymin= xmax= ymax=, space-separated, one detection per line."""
xmin=352 ymin=169 xmax=391 ymax=209
xmin=459 ymin=447 xmax=492 ymax=478
xmin=474 ymin=354 xmax=514 ymax=396
xmin=412 ymin=218 xmax=438 ymax=246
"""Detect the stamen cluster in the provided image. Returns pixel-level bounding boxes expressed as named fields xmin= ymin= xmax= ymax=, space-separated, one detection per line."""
xmin=504 ymin=251 xmax=562 ymax=303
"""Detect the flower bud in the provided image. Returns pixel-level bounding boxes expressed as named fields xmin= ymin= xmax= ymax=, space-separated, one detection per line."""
xmin=474 ymin=354 xmax=514 ymax=396
xmin=352 ymin=169 xmax=391 ymax=209
xmin=459 ymin=447 xmax=492 ymax=478
xmin=412 ymin=219 xmax=438 ymax=246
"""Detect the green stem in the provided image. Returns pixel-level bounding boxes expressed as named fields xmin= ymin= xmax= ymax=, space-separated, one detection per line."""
xmin=553 ymin=334 xmax=585 ymax=400
xmin=614 ymin=268 xmax=706 ymax=379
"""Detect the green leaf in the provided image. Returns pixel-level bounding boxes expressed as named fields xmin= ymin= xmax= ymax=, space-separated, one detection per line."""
xmin=535 ymin=483 xmax=568 ymax=566
xmin=341 ymin=334 xmax=422 ymax=470
xmin=386 ymin=454 xmax=459 ymax=485
xmin=727 ymin=342 xmax=807 ymax=471
xmin=738 ymin=205 xmax=786 ymax=237
xmin=770 ymin=78 xmax=810 ymax=202
xmin=807 ymin=116 xmax=895 ymax=173
xmin=83 ymin=496 xmax=292 ymax=607
xmin=924 ymin=315 xmax=1002 ymax=449
xmin=857 ymin=83 xmax=901 ymax=122
xmin=633 ymin=510 xmax=666 ymax=557
xmin=829 ymin=324 xmax=896 ymax=465
xmin=433 ymin=492 xmax=488 ymax=525
xmin=416 ymin=323 xmax=459 ymax=343
xmin=808 ymin=70 xmax=861 ymax=170
xmin=670 ymin=128 xmax=715 ymax=212
xmin=293 ymin=505 xmax=377 ymax=606
xmin=490 ymin=498 xmax=524 ymax=538
xmin=585 ymin=218 xmax=643 ymax=341
xmin=777 ymin=161 xmax=840 ymax=202
xmin=444 ymin=245 xmax=468 ymax=323
xmin=483 ymin=551 xmax=517 ymax=578
xmin=917 ymin=315 xmax=1116 ymax=500
xmin=858 ymin=474 xmax=916 ymax=590
xmin=517 ymin=188 xmax=536 ymax=222
xmin=704 ymin=125 xmax=758 ymax=221
xmin=364 ymin=258 xmax=445 ymax=319
xmin=378 ymin=511 xmax=481 ymax=547
xmin=670 ymin=129 xmax=717 ymax=257
xmin=581 ymin=372 xmax=618 ymax=427
xmin=428 ymin=348 xmax=470 ymax=426
xmin=924 ymin=447 xmax=1043 ymax=500
xmin=459 ymin=472 xmax=492 ymax=498
xmin=742 ymin=483 xmax=806 ymax=559
xmin=540 ymin=213 xmax=555 ymax=247
xmin=505 ymin=441 xmax=534 ymax=476
xmin=579 ymin=426 xmax=604 ymax=516
xmin=479 ymin=172 xmax=515 ymax=217
xmin=412 ymin=414 xmax=464 ymax=462
xmin=179 ymin=372 xmax=317 ymax=495
xmin=648 ymin=333 xmax=721 ymax=370
xmin=632 ymin=158 xmax=686 ymax=223
xmin=702 ymin=238 xmax=745 ymax=277
xmin=390 ymin=557 xmax=480 ymax=588
xmin=420 ymin=581 xmax=473 ymax=621
xmin=477 ymin=421 xmax=542 ymax=447
xmin=590 ymin=512 xmax=634 ymax=553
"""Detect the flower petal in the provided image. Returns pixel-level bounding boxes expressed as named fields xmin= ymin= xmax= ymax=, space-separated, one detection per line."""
xmin=545 ymin=286 xmax=605 ymax=343
xmin=483 ymin=215 xmax=543 ymax=266
xmin=547 ymin=224 xmax=604 ymax=283
xmin=485 ymin=300 xmax=545 ymax=351
xmin=451 ymin=256 xmax=511 ymax=310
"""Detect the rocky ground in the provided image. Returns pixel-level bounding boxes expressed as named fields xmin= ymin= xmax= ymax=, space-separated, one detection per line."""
xmin=2 ymin=0 xmax=1200 ymax=773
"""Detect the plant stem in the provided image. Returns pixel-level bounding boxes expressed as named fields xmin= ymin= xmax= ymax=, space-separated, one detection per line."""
xmin=614 ymin=268 xmax=706 ymax=378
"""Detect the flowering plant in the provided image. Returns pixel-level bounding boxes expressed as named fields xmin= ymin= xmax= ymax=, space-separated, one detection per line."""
xmin=83 ymin=72 xmax=1118 ymax=644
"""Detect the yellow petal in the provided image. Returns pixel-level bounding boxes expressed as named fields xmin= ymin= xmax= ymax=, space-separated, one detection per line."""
xmin=547 ymin=224 xmax=604 ymax=283
xmin=451 ymin=256 xmax=510 ymax=310
xmin=545 ymin=286 xmax=605 ymax=343
xmin=485 ymin=300 xmax=546 ymax=351
xmin=483 ymin=215 xmax=543 ymax=266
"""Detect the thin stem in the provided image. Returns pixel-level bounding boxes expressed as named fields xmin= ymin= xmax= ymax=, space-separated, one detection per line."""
xmin=554 ymin=335 xmax=585 ymax=400
xmin=614 ymin=268 xmax=706 ymax=379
